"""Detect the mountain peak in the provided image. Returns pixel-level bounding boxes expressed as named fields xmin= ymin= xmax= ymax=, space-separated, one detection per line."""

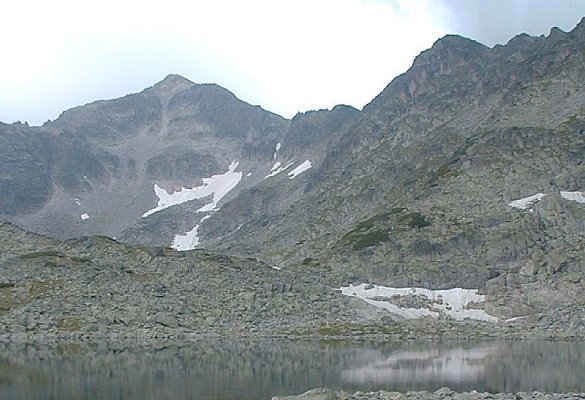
xmin=147 ymin=74 xmax=195 ymax=100
xmin=412 ymin=34 xmax=489 ymax=68
xmin=159 ymin=74 xmax=194 ymax=86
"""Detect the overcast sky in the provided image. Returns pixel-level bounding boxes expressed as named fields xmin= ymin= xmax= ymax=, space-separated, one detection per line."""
xmin=1 ymin=0 xmax=585 ymax=125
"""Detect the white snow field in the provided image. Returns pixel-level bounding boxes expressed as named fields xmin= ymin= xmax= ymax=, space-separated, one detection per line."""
xmin=143 ymin=161 xmax=242 ymax=217
xmin=560 ymin=190 xmax=585 ymax=204
xmin=171 ymin=225 xmax=200 ymax=251
xmin=339 ymin=283 xmax=498 ymax=322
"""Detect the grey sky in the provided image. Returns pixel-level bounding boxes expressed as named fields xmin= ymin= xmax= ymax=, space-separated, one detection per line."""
xmin=1 ymin=1 xmax=584 ymax=126
xmin=439 ymin=0 xmax=585 ymax=46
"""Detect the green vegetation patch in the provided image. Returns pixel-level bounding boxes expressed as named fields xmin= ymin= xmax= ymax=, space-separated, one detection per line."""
xmin=0 ymin=283 xmax=15 ymax=289
xmin=19 ymin=250 xmax=65 ymax=259
xmin=27 ymin=280 xmax=54 ymax=300
xmin=397 ymin=211 xmax=431 ymax=229
xmin=317 ymin=326 xmax=345 ymax=336
xmin=70 ymin=256 xmax=91 ymax=263
xmin=57 ymin=316 xmax=82 ymax=332
xmin=341 ymin=208 xmax=411 ymax=250
xmin=0 ymin=286 xmax=17 ymax=316
xmin=340 ymin=207 xmax=431 ymax=251
xmin=310 ymin=323 xmax=413 ymax=337
xmin=0 ymin=280 xmax=61 ymax=315
xmin=351 ymin=230 xmax=389 ymax=250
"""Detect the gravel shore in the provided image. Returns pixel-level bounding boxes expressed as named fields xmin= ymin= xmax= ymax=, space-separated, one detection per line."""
xmin=272 ymin=387 xmax=585 ymax=400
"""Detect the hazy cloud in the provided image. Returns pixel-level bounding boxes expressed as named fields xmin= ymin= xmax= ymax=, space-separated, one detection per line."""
xmin=437 ymin=0 xmax=585 ymax=46
xmin=0 ymin=1 xmax=583 ymax=125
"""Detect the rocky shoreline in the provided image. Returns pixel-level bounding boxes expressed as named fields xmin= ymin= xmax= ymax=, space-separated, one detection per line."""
xmin=0 ymin=319 xmax=584 ymax=344
xmin=272 ymin=388 xmax=585 ymax=400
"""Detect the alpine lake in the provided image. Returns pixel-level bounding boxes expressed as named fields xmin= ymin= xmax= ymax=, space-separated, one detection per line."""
xmin=1 ymin=339 xmax=584 ymax=399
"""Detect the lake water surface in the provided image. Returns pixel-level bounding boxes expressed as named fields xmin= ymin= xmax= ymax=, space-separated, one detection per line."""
xmin=1 ymin=339 xmax=584 ymax=399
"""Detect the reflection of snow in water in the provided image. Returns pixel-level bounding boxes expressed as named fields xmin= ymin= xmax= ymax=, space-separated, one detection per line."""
xmin=342 ymin=346 xmax=496 ymax=386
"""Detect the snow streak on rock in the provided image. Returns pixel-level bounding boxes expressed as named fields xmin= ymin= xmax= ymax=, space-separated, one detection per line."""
xmin=508 ymin=193 xmax=546 ymax=210
xmin=560 ymin=190 xmax=585 ymax=204
xmin=265 ymin=161 xmax=294 ymax=179
xmin=288 ymin=160 xmax=312 ymax=179
xmin=273 ymin=142 xmax=281 ymax=159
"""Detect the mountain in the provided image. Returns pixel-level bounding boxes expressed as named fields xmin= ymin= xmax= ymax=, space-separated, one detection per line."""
xmin=205 ymin=20 xmax=585 ymax=296
xmin=2 ymin=20 xmax=585 ymax=336
xmin=1 ymin=74 xmax=290 ymax=239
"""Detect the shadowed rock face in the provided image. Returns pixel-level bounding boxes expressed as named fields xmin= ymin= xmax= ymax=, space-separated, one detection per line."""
xmin=2 ymin=21 xmax=585 ymax=329
xmin=0 ymin=122 xmax=55 ymax=215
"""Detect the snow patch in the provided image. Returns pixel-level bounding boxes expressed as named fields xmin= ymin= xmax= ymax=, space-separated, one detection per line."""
xmin=560 ymin=190 xmax=585 ymax=204
xmin=339 ymin=283 xmax=498 ymax=322
xmin=265 ymin=161 xmax=294 ymax=179
xmin=171 ymin=225 xmax=200 ymax=251
xmin=288 ymin=160 xmax=312 ymax=179
xmin=80 ymin=213 xmax=89 ymax=220
xmin=143 ymin=161 xmax=242 ymax=217
xmin=273 ymin=142 xmax=281 ymax=159
xmin=171 ymin=214 xmax=212 ymax=251
xmin=270 ymin=161 xmax=282 ymax=172
xmin=75 ymin=199 xmax=81 ymax=206
xmin=160 ymin=162 xmax=243 ymax=251
xmin=246 ymin=172 xmax=252 ymax=177
xmin=508 ymin=193 xmax=546 ymax=210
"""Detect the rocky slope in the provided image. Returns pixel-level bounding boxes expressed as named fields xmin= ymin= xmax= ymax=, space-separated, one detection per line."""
xmin=0 ymin=220 xmax=584 ymax=340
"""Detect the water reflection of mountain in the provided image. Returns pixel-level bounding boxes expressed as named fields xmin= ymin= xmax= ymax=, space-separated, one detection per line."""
xmin=0 ymin=340 xmax=584 ymax=399
xmin=341 ymin=341 xmax=585 ymax=393
xmin=0 ymin=340 xmax=361 ymax=400
xmin=342 ymin=346 xmax=495 ymax=389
